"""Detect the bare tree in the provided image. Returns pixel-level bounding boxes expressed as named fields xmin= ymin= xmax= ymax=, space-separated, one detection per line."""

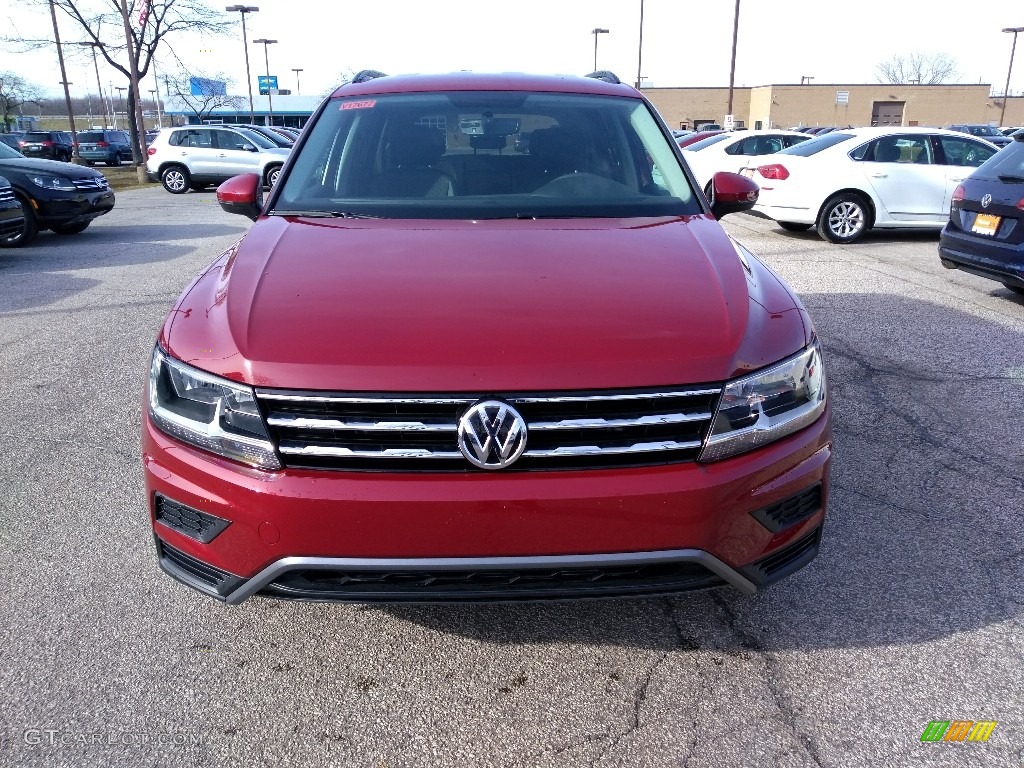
xmin=165 ymin=72 xmax=242 ymax=123
xmin=7 ymin=0 xmax=231 ymax=161
xmin=876 ymin=52 xmax=960 ymax=85
xmin=0 ymin=72 xmax=44 ymax=132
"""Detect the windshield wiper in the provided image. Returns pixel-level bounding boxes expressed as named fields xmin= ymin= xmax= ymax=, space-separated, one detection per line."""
xmin=269 ymin=209 xmax=384 ymax=219
xmin=997 ymin=174 xmax=1024 ymax=183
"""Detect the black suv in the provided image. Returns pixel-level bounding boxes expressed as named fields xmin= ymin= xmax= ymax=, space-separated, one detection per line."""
xmin=939 ymin=134 xmax=1024 ymax=296
xmin=18 ymin=131 xmax=75 ymax=161
xmin=0 ymin=140 xmax=115 ymax=247
xmin=76 ymin=129 xmax=132 ymax=166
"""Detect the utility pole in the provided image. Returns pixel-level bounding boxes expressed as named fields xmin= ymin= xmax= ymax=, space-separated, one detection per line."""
xmin=76 ymin=42 xmax=109 ymax=128
xmin=49 ymin=0 xmax=83 ymax=162
xmin=152 ymin=57 xmax=163 ymax=128
xmin=635 ymin=0 xmax=644 ymax=89
xmin=1000 ymin=27 xmax=1024 ymax=127
xmin=726 ymin=0 xmax=741 ymax=118
xmin=291 ymin=67 xmax=303 ymax=95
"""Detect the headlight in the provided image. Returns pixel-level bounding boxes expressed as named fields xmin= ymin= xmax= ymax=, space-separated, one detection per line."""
xmin=28 ymin=174 xmax=77 ymax=191
xmin=148 ymin=347 xmax=281 ymax=470
xmin=699 ymin=341 xmax=826 ymax=462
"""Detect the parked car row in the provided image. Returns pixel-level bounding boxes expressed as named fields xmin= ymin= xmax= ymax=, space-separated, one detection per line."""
xmin=145 ymin=125 xmax=292 ymax=193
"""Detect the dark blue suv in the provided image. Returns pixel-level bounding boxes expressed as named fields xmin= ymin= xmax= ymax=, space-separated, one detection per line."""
xmin=939 ymin=134 xmax=1024 ymax=297
xmin=76 ymin=130 xmax=132 ymax=166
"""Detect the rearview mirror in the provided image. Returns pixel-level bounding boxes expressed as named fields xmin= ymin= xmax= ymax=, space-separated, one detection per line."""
xmin=217 ymin=173 xmax=263 ymax=221
xmin=458 ymin=117 xmax=522 ymax=137
xmin=708 ymin=172 xmax=759 ymax=219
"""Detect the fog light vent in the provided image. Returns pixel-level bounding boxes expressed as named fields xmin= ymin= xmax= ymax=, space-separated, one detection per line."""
xmin=154 ymin=494 xmax=230 ymax=543
xmin=751 ymin=485 xmax=822 ymax=533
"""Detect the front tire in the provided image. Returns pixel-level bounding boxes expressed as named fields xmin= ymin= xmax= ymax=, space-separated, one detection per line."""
xmin=161 ymin=165 xmax=191 ymax=194
xmin=0 ymin=195 xmax=39 ymax=247
xmin=265 ymin=165 xmax=282 ymax=187
xmin=778 ymin=221 xmax=812 ymax=232
xmin=817 ymin=193 xmax=870 ymax=244
xmin=50 ymin=221 xmax=91 ymax=235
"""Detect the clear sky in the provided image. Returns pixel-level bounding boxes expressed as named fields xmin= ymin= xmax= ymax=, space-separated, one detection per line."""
xmin=3 ymin=0 xmax=1024 ymax=101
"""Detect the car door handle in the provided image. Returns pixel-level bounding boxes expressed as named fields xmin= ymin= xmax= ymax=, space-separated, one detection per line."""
xmin=870 ymin=172 xmax=887 ymax=178
xmin=217 ymin=153 xmax=227 ymax=158
xmin=949 ymin=176 xmax=967 ymax=182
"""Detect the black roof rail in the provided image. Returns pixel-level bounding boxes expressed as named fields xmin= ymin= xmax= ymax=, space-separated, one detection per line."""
xmin=350 ymin=70 xmax=388 ymax=84
xmin=584 ymin=70 xmax=622 ymax=85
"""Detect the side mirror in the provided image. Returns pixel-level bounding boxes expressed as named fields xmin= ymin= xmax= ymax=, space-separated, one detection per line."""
xmin=242 ymin=144 xmax=258 ymax=152
xmin=217 ymin=173 xmax=263 ymax=221
xmin=708 ymin=171 xmax=759 ymax=219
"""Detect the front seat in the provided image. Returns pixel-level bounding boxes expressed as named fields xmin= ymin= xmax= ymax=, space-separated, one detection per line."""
xmin=370 ymin=124 xmax=454 ymax=198
xmin=875 ymin=141 xmax=902 ymax=163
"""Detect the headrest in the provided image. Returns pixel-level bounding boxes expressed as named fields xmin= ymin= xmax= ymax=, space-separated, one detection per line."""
xmin=389 ymin=125 xmax=446 ymax=167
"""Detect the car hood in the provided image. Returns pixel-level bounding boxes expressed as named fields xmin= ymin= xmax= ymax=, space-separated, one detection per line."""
xmin=0 ymin=156 xmax=105 ymax=178
xmin=163 ymin=215 xmax=808 ymax=391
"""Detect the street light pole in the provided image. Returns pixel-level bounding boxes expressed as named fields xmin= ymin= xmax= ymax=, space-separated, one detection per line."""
xmin=726 ymin=0 xmax=741 ymax=120
xmin=225 ymin=5 xmax=259 ymax=124
xmin=291 ymin=67 xmax=303 ymax=95
xmin=591 ymin=28 xmax=609 ymax=72
xmin=48 ymin=0 xmax=82 ymax=161
xmin=1000 ymin=26 xmax=1024 ymax=128
xmin=254 ymin=38 xmax=277 ymax=124
xmin=635 ymin=0 xmax=644 ymax=89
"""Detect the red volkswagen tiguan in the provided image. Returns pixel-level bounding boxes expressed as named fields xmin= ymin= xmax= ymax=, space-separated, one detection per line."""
xmin=143 ymin=71 xmax=831 ymax=604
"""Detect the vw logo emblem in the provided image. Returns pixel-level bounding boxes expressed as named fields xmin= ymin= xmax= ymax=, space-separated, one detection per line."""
xmin=981 ymin=194 xmax=992 ymax=208
xmin=457 ymin=400 xmax=528 ymax=470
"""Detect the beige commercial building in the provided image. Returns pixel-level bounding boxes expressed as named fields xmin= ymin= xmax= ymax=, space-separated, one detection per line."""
xmin=643 ymin=83 xmax=1024 ymax=131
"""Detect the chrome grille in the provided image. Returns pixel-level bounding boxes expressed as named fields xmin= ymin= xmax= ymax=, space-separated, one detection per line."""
xmin=71 ymin=177 xmax=110 ymax=191
xmin=256 ymin=386 xmax=721 ymax=471
xmin=0 ymin=187 xmax=14 ymax=203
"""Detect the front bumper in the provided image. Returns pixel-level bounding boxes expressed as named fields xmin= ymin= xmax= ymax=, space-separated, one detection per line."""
xmin=144 ymin=409 xmax=832 ymax=604
xmin=34 ymin=189 xmax=115 ymax=227
xmin=0 ymin=199 xmax=25 ymax=238
xmin=939 ymin=225 xmax=1024 ymax=289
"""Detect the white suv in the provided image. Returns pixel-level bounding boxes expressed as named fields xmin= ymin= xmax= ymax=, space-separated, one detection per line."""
xmin=146 ymin=125 xmax=291 ymax=194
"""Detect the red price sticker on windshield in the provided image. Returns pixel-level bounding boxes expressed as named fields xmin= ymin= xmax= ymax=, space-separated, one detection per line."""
xmin=341 ymin=100 xmax=376 ymax=110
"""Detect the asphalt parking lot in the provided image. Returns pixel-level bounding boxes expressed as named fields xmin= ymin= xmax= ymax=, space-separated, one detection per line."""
xmin=1 ymin=188 xmax=1022 ymax=768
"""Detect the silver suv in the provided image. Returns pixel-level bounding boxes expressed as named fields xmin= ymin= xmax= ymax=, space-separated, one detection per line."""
xmin=146 ymin=125 xmax=290 ymax=194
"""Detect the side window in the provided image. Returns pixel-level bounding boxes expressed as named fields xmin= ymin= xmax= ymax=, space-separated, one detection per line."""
xmin=756 ymin=136 xmax=784 ymax=154
xmin=168 ymin=131 xmax=183 ymax=147
xmin=867 ymin=136 xmax=932 ymax=164
xmin=219 ymin=130 xmax=255 ymax=151
xmin=784 ymin=135 xmax=810 ymax=148
xmin=938 ymin=137 xmax=996 ymax=167
xmin=188 ymin=130 xmax=214 ymax=148
xmin=723 ymin=139 xmax=744 ymax=155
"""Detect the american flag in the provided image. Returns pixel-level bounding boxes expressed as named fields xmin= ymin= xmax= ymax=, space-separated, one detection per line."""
xmin=133 ymin=0 xmax=150 ymax=27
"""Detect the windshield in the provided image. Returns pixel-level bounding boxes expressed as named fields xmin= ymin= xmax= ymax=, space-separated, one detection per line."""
xmin=274 ymin=91 xmax=700 ymax=219
xmin=965 ymin=125 xmax=1000 ymax=137
xmin=0 ymin=142 xmax=22 ymax=159
xmin=684 ymin=134 xmax=732 ymax=151
xmin=778 ymin=132 xmax=854 ymax=156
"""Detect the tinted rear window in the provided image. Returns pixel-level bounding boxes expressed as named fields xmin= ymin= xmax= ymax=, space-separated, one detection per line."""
xmin=969 ymin=139 xmax=1024 ymax=179
xmin=23 ymin=132 xmax=52 ymax=140
xmin=778 ymin=132 xmax=854 ymax=156
xmin=78 ymin=132 xmax=104 ymax=142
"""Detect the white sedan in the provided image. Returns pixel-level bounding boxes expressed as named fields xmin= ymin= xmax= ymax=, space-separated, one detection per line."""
xmin=682 ymin=130 xmax=812 ymax=194
xmin=749 ymin=127 xmax=999 ymax=243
